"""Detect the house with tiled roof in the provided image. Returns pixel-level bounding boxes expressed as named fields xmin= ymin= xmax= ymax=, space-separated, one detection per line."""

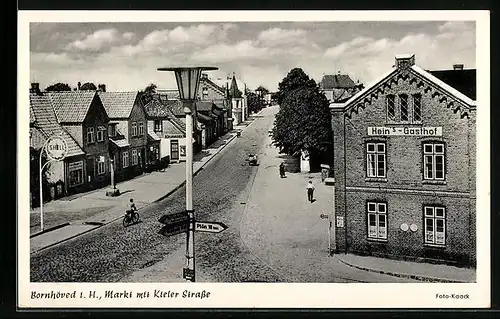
xmin=98 ymin=91 xmax=149 ymax=182
xmin=199 ymin=73 xmax=235 ymax=131
xmin=29 ymin=86 xmax=110 ymax=203
xmin=319 ymin=73 xmax=364 ymax=103
xmin=143 ymin=97 xmax=194 ymax=162
xmin=46 ymin=90 xmax=111 ymax=191
xmin=196 ymin=101 xmax=225 ymax=148
xmin=329 ymin=54 xmax=476 ymax=267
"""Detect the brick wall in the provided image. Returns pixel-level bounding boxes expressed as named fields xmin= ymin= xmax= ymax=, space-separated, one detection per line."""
xmin=332 ymin=69 xmax=476 ymax=266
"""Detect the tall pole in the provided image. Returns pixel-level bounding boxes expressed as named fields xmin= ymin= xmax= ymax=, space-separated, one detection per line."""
xmin=110 ymin=158 xmax=115 ymax=189
xmin=39 ymin=146 xmax=44 ymax=232
xmin=185 ymin=102 xmax=195 ymax=282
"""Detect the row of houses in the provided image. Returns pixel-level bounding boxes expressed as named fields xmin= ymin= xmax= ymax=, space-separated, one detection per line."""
xmin=29 ymin=73 xmax=248 ymax=204
xmin=328 ymin=54 xmax=477 ymax=267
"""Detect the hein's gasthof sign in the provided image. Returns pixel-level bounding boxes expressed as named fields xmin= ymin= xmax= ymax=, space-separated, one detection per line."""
xmin=368 ymin=126 xmax=443 ymax=136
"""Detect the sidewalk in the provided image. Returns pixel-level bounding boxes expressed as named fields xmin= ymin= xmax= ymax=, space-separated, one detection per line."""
xmin=29 ymin=118 xmax=257 ymax=254
xmin=239 ymin=131 xmax=476 ymax=283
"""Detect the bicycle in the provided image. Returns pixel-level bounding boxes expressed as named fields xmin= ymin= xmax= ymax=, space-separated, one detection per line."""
xmin=123 ymin=210 xmax=140 ymax=227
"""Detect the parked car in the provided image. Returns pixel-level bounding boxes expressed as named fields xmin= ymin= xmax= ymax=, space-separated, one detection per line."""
xmin=248 ymin=154 xmax=258 ymax=166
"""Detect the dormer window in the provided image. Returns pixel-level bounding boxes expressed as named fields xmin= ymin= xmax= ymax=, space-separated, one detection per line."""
xmin=202 ymin=87 xmax=208 ymax=99
xmin=108 ymin=124 xmax=116 ymax=137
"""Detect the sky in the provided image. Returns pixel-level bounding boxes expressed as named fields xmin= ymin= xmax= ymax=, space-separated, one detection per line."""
xmin=29 ymin=21 xmax=476 ymax=92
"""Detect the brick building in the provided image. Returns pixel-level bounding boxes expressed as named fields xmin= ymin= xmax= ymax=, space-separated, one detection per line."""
xmin=98 ymin=91 xmax=148 ymax=182
xmin=29 ymin=87 xmax=111 ymax=200
xmin=330 ymin=54 xmax=476 ymax=267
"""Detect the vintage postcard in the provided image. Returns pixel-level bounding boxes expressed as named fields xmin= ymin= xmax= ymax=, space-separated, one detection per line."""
xmin=18 ymin=10 xmax=490 ymax=308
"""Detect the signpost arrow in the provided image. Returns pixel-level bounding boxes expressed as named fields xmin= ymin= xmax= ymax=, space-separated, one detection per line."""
xmin=195 ymin=221 xmax=228 ymax=233
xmin=158 ymin=221 xmax=189 ymax=237
xmin=159 ymin=211 xmax=189 ymax=225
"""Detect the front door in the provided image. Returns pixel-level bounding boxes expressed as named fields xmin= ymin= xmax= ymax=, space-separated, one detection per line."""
xmin=171 ymin=140 xmax=179 ymax=161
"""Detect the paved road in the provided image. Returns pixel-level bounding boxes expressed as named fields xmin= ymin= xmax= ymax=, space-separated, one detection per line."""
xmin=30 ymin=108 xmax=284 ymax=282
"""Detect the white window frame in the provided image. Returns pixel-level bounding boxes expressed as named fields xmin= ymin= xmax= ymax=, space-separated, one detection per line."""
xmin=424 ymin=206 xmax=446 ymax=246
xmin=386 ymin=94 xmax=396 ymax=121
xmin=366 ymin=142 xmax=386 ymax=178
xmin=154 ymin=120 xmax=162 ymax=132
xmin=108 ymin=124 xmax=116 ymax=137
xmin=367 ymin=202 xmax=387 ymax=240
xmin=138 ymin=122 xmax=144 ymax=136
xmin=97 ymin=127 xmax=105 ymax=142
xmin=202 ymin=87 xmax=209 ymax=99
xmin=87 ymin=127 xmax=95 ymax=144
xmin=131 ymin=122 xmax=137 ymax=137
xmin=97 ymin=158 xmax=106 ymax=175
xmin=122 ymin=151 xmax=129 ymax=168
xmin=68 ymin=161 xmax=83 ymax=187
xmin=423 ymin=143 xmax=445 ymax=181
xmin=131 ymin=149 xmax=138 ymax=166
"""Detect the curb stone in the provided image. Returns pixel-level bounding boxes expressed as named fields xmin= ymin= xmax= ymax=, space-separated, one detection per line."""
xmin=30 ymin=222 xmax=71 ymax=238
xmin=335 ymin=255 xmax=466 ymax=283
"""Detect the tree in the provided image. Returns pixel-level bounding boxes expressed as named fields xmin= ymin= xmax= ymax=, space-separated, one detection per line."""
xmin=45 ymin=83 xmax=72 ymax=92
xmin=271 ymin=85 xmax=332 ymax=170
xmin=80 ymin=82 xmax=97 ymax=91
xmin=276 ymin=68 xmax=317 ymax=105
xmin=245 ymin=90 xmax=263 ymax=114
xmin=139 ymin=83 xmax=157 ymax=105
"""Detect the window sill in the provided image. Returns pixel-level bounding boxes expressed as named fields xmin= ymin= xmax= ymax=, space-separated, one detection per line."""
xmin=367 ymin=238 xmax=388 ymax=243
xmin=424 ymin=243 xmax=446 ymax=249
xmin=422 ymin=180 xmax=447 ymax=185
xmin=365 ymin=177 xmax=388 ymax=183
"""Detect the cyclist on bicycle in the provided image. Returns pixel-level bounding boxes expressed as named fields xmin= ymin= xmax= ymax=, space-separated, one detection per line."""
xmin=126 ymin=198 xmax=137 ymax=217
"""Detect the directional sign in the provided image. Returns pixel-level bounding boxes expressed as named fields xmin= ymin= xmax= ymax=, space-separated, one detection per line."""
xmin=158 ymin=221 xmax=189 ymax=237
xmin=195 ymin=221 xmax=228 ymax=233
xmin=158 ymin=211 xmax=189 ymax=225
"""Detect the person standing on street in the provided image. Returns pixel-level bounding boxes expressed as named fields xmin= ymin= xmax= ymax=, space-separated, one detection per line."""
xmin=279 ymin=162 xmax=286 ymax=178
xmin=306 ymin=181 xmax=315 ymax=202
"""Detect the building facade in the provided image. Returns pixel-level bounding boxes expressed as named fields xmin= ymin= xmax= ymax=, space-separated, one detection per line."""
xmin=198 ymin=73 xmax=233 ymax=132
xmin=98 ymin=91 xmax=148 ymax=182
xmin=319 ymin=73 xmax=364 ymax=103
xmin=330 ymin=54 xmax=476 ymax=267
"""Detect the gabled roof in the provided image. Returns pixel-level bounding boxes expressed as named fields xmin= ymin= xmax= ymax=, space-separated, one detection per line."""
xmin=29 ymin=94 xmax=85 ymax=157
xmin=320 ymin=74 xmax=357 ymax=89
xmin=427 ymin=69 xmax=476 ymax=100
xmin=143 ymin=98 xmax=186 ymax=134
xmin=163 ymin=120 xmax=185 ymax=138
xmin=331 ymin=63 xmax=476 ymax=115
xmin=195 ymin=101 xmax=215 ymax=112
xmin=147 ymin=127 xmax=161 ymax=141
xmin=200 ymin=77 xmax=226 ymax=94
xmin=98 ymin=91 xmax=139 ymax=119
xmin=48 ymin=91 xmax=97 ymax=123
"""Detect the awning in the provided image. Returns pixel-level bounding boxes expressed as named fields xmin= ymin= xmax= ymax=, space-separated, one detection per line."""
xmin=147 ymin=130 xmax=161 ymax=142
xmin=110 ymin=138 xmax=130 ymax=148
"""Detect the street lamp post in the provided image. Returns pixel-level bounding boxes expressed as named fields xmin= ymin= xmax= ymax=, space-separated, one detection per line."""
xmin=157 ymin=66 xmax=218 ymax=282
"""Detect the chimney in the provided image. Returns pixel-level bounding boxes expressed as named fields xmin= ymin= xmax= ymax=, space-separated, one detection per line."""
xmin=30 ymin=83 xmax=41 ymax=95
xmin=453 ymin=64 xmax=464 ymax=70
xmin=395 ymin=54 xmax=415 ymax=69
xmin=98 ymin=84 xmax=106 ymax=92
xmin=77 ymin=82 xmax=81 ymax=90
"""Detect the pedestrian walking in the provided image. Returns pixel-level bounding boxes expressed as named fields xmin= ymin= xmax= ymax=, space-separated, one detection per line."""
xmin=279 ymin=162 xmax=286 ymax=178
xmin=306 ymin=181 xmax=315 ymax=202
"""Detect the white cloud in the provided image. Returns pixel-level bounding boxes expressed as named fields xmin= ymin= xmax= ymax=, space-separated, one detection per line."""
xmin=31 ymin=52 xmax=80 ymax=65
xmin=192 ymin=40 xmax=269 ymax=63
xmin=323 ymin=22 xmax=475 ymax=84
xmin=258 ymin=27 xmax=307 ymax=44
xmin=66 ymin=28 xmax=120 ymax=51
xmin=122 ymin=32 xmax=135 ymax=40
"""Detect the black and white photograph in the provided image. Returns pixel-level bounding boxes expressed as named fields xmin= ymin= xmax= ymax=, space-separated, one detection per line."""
xmin=18 ymin=10 xmax=490 ymax=308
